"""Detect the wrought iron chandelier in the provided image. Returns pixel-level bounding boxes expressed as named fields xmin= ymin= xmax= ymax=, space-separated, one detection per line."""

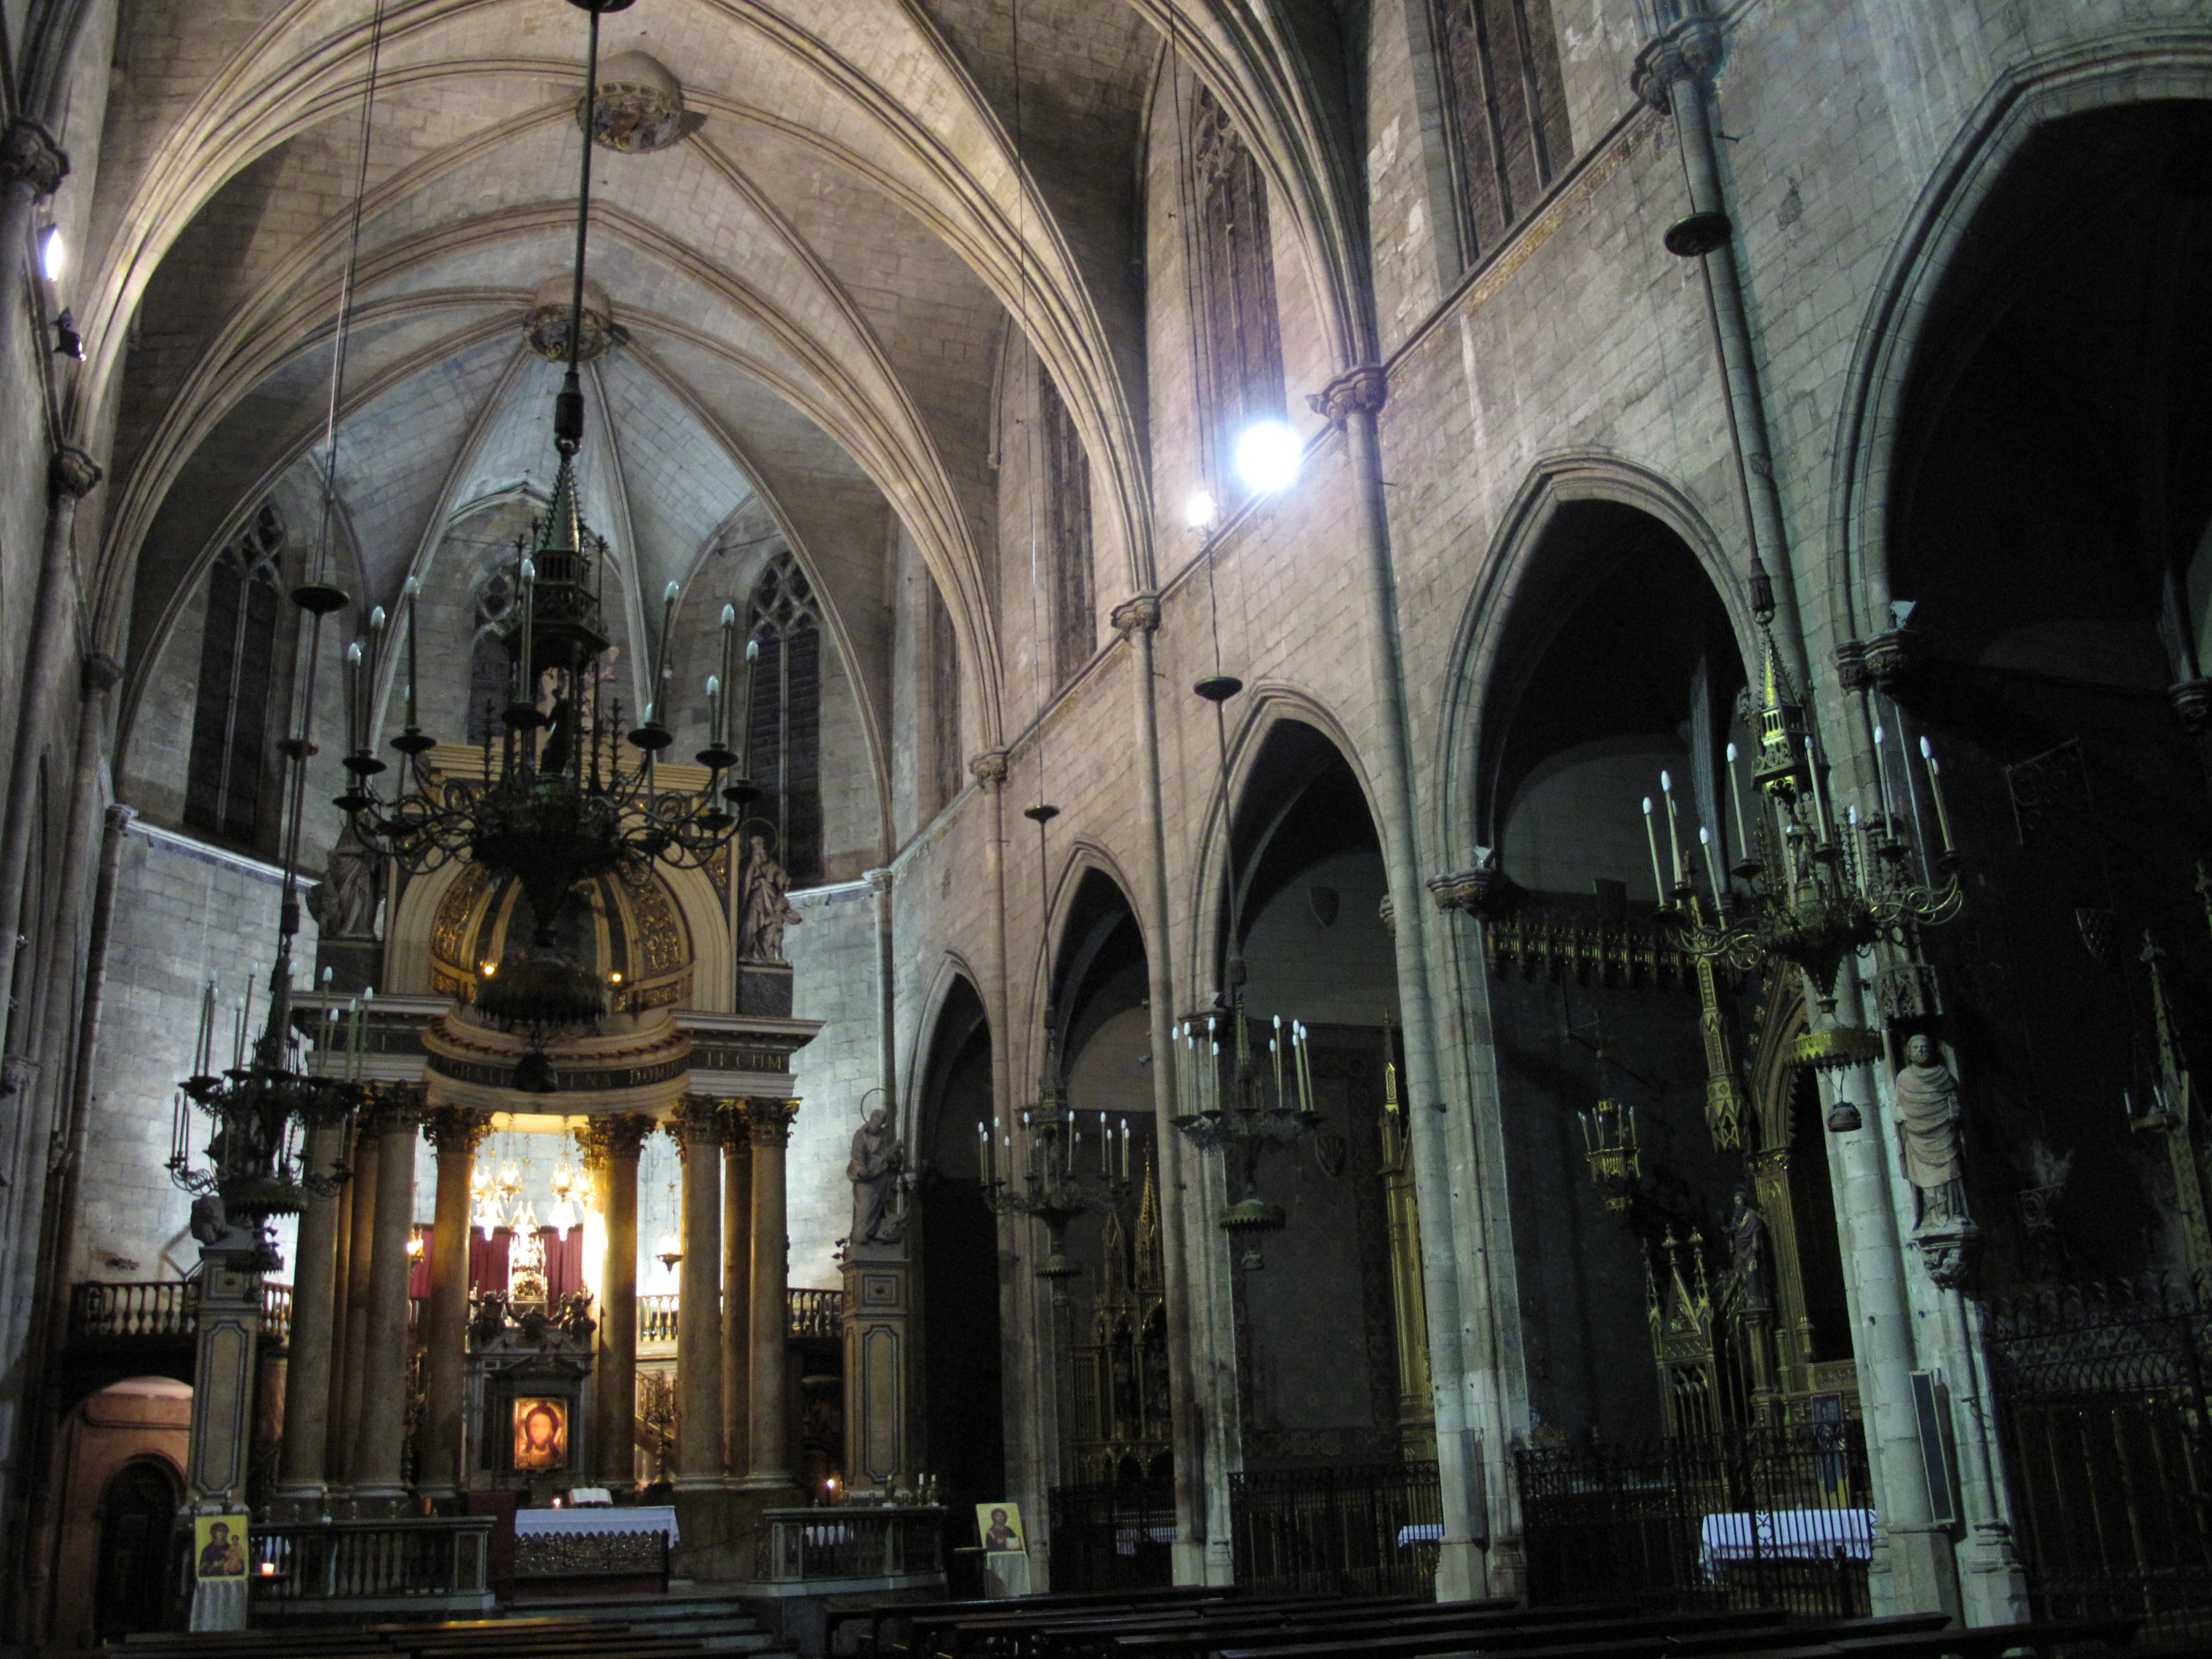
xmin=1638 ymin=629 xmax=1962 ymax=999
xmin=334 ymin=0 xmax=745 ymax=1028
xmin=982 ymin=805 xmax=1134 ymax=1280
xmin=1168 ymin=673 xmax=1323 ymax=1270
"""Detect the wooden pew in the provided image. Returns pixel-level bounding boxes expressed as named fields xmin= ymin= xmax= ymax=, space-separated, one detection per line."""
xmin=1213 ymin=1606 xmax=1791 ymax=1659
xmin=868 ymin=1586 xmax=1235 ymax=1659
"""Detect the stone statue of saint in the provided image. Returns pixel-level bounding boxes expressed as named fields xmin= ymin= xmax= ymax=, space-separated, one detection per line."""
xmin=309 ymin=823 xmax=382 ymax=941
xmin=1894 ymin=1033 xmax=1966 ymax=1225
xmin=1727 ymin=1187 xmax=1771 ymax=1316
xmin=739 ymin=833 xmax=802 ymax=963
xmin=847 ymin=1100 xmax=907 ymax=1246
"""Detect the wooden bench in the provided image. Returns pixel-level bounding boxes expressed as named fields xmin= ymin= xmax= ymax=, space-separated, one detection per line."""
xmin=1214 ymin=1607 xmax=1791 ymax=1659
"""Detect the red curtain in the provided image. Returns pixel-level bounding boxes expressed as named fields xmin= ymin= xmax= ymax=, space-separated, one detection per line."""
xmin=469 ymin=1227 xmax=510 ymax=1296
xmin=461 ymin=1227 xmax=582 ymax=1301
xmin=408 ymin=1225 xmax=433 ymax=1301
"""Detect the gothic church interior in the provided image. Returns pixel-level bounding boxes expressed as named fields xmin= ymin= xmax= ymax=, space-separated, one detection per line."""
xmin=0 ymin=0 xmax=2209 ymax=1649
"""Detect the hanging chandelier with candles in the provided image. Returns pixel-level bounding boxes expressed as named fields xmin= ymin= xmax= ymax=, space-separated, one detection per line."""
xmin=1635 ymin=623 xmax=1962 ymax=1000
xmin=333 ymin=0 xmax=746 ymax=1030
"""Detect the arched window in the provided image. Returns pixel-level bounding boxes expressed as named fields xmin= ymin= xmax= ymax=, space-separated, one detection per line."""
xmin=185 ymin=502 xmax=285 ymax=844
xmin=1042 ymin=369 xmax=1094 ymax=685
xmin=1435 ymin=0 xmax=1572 ymax=259
xmin=467 ymin=568 xmax=517 ymax=744
xmin=747 ymin=552 xmax=822 ymax=886
xmin=1192 ymin=86 xmax=1284 ymax=494
xmin=927 ymin=577 xmax=962 ymax=814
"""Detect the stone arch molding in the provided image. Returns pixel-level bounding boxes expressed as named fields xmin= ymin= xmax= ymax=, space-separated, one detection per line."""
xmin=1827 ymin=29 xmax=2212 ymax=646
xmin=1178 ymin=686 xmax=1388 ymax=1009
xmin=1022 ymin=841 xmax=1147 ymax=1082
xmin=1434 ymin=451 xmax=1752 ymax=864
xmin=907 ymin=951 xmax=990 ymax=1156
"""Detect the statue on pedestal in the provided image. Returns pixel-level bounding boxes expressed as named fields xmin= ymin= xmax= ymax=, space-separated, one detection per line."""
xmin=1726 ymin=1186 xmax=1771 ymax=1315
xmin=309 ymin=823 xmax=382 ymax=941
xmin=848 ymin=1099 xmax=908 ymax=1247
xmin=739 ymin=833 xmax=802 ymax=963
xmin=1894 ymin=1033 xmax=1966 ymax=1227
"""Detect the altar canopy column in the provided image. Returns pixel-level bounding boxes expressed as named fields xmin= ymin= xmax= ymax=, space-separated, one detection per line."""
xmin=420 ymin=1107 xmax=488 ymax=1502
xmin=272 ymin=1118 xmax=351 ymax=1513
xmin=581 ymin=1114 xmax=652 ymax=1488
xmin=721 ymin=1106 xmax=753 ymax=1478
xmin=349 ymin=1089 xmax=423 ymax=1512
xmin=330 ymin=1119 xmax=379 ymax=1484
xmin=744 ymin=1098 xmax=797 ymax=1491
xmin=671 ymin=1098 xmax=726 ymax=1488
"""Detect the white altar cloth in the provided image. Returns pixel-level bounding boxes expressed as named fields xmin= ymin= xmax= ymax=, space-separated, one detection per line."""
xmin=514 ymin=1503 xmax=679 ymax=1544
xmin=1698 ymin=1509 xmax=1873 ymax=1579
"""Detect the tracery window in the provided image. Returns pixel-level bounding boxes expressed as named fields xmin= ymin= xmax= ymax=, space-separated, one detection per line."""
xmin=185 ymin=502 xmax=285 ymax=844
xmin=466 ymin=568 xmax=516 ymax=744
xmin=747 ymin=552 xmax=822 ymax=886
xmin=1192 ymin=86 xmax=1285 ymax=493
xmin=1042 ymin=369 xmax=1094 ymax=685
xmin=1436 ymin=0 xmax=1573 ymax=259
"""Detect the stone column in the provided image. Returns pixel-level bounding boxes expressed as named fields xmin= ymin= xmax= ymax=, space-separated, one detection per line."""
xmin=271 ymin=1119 xmax=351 ymax=1514
xmin=330 ymin=1121 xmax=378 ymax=1484
xmin=419 ymin=1107 xmax=488 ymax=1504
xmin=580 ymin=1114 xmax=652 ymax=1489
xmin=721 ymin=1107 xmax=753 ymax=1478
xmin=744 ymin=1098 xmax=799 ymax=1491
xmin=671 ymin=1098 xmax=726 ymax=1489
xmin=349 ymin=1090 xmax=422 ymax=1512
xmin=0 ymin=120 xmax=66 ymax=400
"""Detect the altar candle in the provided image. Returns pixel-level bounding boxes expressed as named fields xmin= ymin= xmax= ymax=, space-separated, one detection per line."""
xmin=368 ymin=604 xmax=387 ymax=741
xmin=1871 ymin=723 xmax=1897 ymax=824
xmin=1803 ymin=737 xmax=1832 ymax=843
xmin=1724 ymin=742 xmax=1751 ymax=865
xmin=705 ymin=675 xmax=722 ymax=762
xmin=344 ymin=640 xmax=364 ymax=754
xmin=1660 ymin=771 xmax=1684 ymax=888
xmin=1272 ymin=1015 xmax=1284 ymax=1109
xmin=1642 ymin=798 xmax=1665 ymax=902
xmin=739 ymin=639 xmax=760 ymax=778
xmin=651 ymin=581 xmax=680 ymax=724
xmin=1699 ymin=826 xmax=1723 ymax=902
xmin=1919 ymin=737 xmax=1954 ymax=853
xmin=717 ymin=604 xmax=737 ymax=751
xmin=403 ymin=577 xmax=421 ymax=732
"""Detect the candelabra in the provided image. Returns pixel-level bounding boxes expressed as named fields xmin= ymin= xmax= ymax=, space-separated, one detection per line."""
xmin=1580 ymin=1095 xmax=1641 ymax=1213
xmin=1173 ymin=986 xmax=1322 ymax=1269
xmin=981 ymin=1025 xmax=1134 ymax=1281
xmin=1637 ymin=648 xmax=1962 ymax=999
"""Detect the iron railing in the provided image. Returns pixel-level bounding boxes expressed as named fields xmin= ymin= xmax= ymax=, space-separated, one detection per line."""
xmin=1986 ymin=1276 xmax=2212 ymax=1632
xmin=248 ymin=1518 xmax=493 ymax=1609
xmin=1228 ymin=1462 xmax=1441 ymax=1598
xmin=1517 ymin=1423 xmax=1870 ymax=1617
xmin=68 ymin=1279 xmax=292 ymax=1345
xmin=1050 ymin=1479 xmax=1178 ymax=1591
xmin=755 ymin=1505 xmax=945 ymax=1582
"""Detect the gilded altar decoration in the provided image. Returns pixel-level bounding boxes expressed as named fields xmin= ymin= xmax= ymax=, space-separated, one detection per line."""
xmin=513 ymin=1397 xmax=568 ymax=1470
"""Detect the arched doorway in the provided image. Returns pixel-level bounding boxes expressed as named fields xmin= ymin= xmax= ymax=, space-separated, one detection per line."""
xmin=95 ymin=1457 xmax=183 ymax=1643
xmin=915 ymin=977 xmax=1005 ymax=1523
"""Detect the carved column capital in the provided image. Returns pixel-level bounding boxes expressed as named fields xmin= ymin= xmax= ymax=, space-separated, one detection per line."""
xmin=719 ymin=1098 xmax=756 ymax=1149
xmin=1315 ymin=365 xmax=1388 ymax=424
xmin=1 ymin=118 xmax=68 ymax=198
xmin=1110 ymin=594 xmax=1161 ymax=638
xmin=49 ymin=446 xmax=100 ymax=501
xmin=360 ymin=1082 xmax=426 ymax=1134
xmin=968 ymin=749 xmax=1009 ymax=791
xmin=746 ymin=1098 xmax=799 ymax=1148
xmin=421 ymin=1105 xmax=491 ymax=1157
xmin=1833 ymin=639 xmax=1871 ymax=694
xmin=575 ymin=1110 xmax=655 ymax=1173
xmin=669 ymin=1094 xmax=728 ymax=1153
xmin=81 ymin=652 xmax=122 ymax=694
xmin=1631 ymin=19 xmax=1724 ymax=111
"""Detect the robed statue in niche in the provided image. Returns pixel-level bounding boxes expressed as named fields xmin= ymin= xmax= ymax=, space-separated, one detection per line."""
xmin=1726 ymin=1187 xmax=1772 ymax=1316
xmin=739 ymin=833 xmax=803 ymax=963
xmin=309 ymin=822 xmax=382 ymax=940
xmin=1893 ymin=1033 xmax=1966 ymax=1226
xmin=847 ymin=1098 xmax=907 ymax=1246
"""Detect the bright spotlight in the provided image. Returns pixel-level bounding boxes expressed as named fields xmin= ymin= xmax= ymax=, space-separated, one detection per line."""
xmin=1184 ymin=490 xmax=1217 ymax=530
xmin=1233 ymin=420 xmax=1301 ymax=494
xmin=38 ymin=225 xmax=63 ymax=282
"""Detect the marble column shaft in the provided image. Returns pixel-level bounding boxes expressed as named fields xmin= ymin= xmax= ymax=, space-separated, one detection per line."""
xmin=721 ymin=1112 xmax=753 ymax=1478
xmin=350 ymin=1094 xmax=421 ymax=1505
xmin=420 ymin=1107 xmax=488 ymax=1502
xmin=582 ymin=1114 xmax=652 ymax=1488
xmin=746 ymin=1099 xmax=797 ymax=1489
xmin=274 ymin=1119 xmax=349 ymax=1503
xmin=331 ymin=1123 xmax=379 ymax=1484
xmin=672 ymin=1098 xmax=725 ymax=1488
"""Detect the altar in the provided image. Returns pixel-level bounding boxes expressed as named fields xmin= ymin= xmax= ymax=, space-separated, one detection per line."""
xmin=513 ymin=1504 xmax=679 ymax=1583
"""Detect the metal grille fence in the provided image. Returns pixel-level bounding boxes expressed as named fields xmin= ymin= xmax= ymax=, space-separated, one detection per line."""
xmin=1985 ymin=1277 xmax=2212 ymax=1633
xmin=1229 ymin=1461 xmax=1442 ymax=1598
xmin=1516 ymin=1424 xmax=1871 ymax=1617
xmin=1050 ymin=1480 xmax=1178 ymax=1591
